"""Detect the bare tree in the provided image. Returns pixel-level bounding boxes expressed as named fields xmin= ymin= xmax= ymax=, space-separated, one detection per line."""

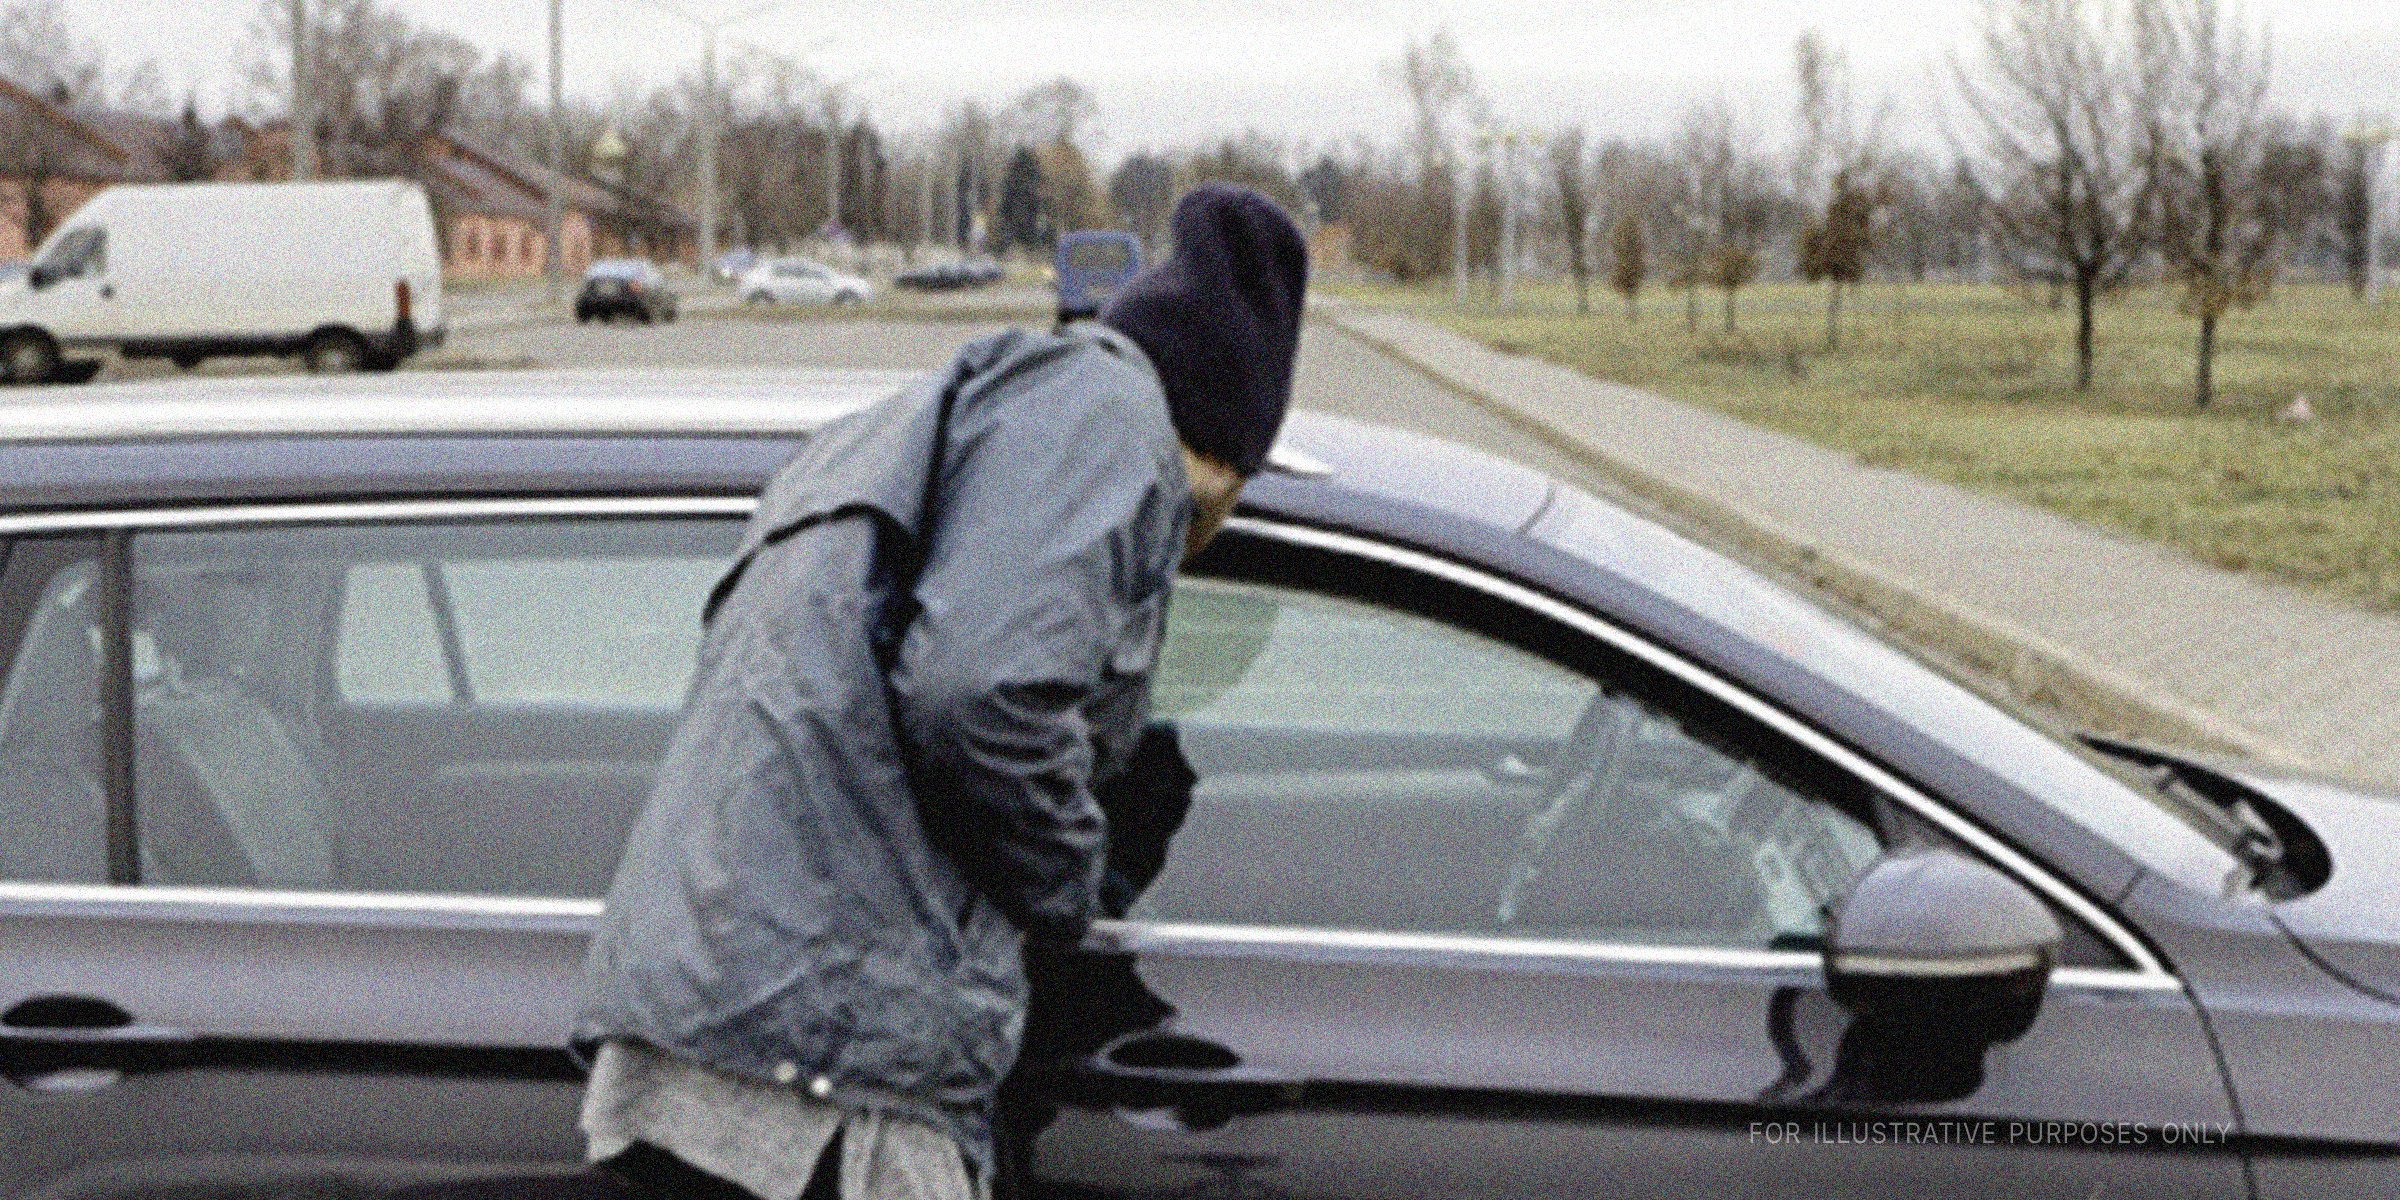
xmin=1383 ymin=29 xmax=1478 ymax=287
xmin=1951 ymin=0 xmax=2154 ymax=390
xmin=1550 ymin=126 xmax=1593 ymax=312
xmin=0 ymin=1 xmax=107 ymax=250
xmin=1609 ymin=213 xmax=1647 ymax=321
xmin=244 ymin=0 xmax=534 ymax=179
xmin=1794 ymin=30 xmax=1887 ymax=349
xmin=1669 ymin=102 xmax=1776 ymax=333
xmin=1184 ymin=131 xmax=1304 ymax=214
xmin=0 ymin=1 xmax=102 ymax=100
xmin=2142 ymin=0 xmax=2306 ymax=408
xmin=1012 ymin=78 xmax=1098 ymax=150
xmin=159 ymin=97 xmax=222 ymax=181
xmin=1108 ymin=151 xmax=1174 ymax=248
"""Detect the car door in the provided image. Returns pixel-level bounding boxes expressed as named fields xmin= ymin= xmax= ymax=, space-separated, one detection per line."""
xmin=1010 ymin=520 xmax=2248 ymax=1200
xmin=0 ymin=500 xmax=746 ymax=1200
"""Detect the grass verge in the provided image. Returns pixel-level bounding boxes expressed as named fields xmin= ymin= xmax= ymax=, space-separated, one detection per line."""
xmin=1335 ymin=279 xmax=2400 ymax=613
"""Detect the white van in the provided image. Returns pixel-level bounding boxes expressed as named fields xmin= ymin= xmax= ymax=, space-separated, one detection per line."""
xmin=0 ymin=179 xmax=445 ymax=383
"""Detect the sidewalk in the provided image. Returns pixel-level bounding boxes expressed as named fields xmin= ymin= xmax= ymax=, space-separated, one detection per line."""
xmin=1324 ymin=303 xmax=2400 ymax=791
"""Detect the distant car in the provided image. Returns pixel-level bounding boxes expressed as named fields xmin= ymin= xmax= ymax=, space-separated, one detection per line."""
xmin=1054 ymin=230 xmax=1143 ymax=319
xmin=893 ymin=257 xmax=1005 ymax=292
xmin=709 ymin=248 xmax=759 ymax=285
xmin=739 ymin=257 xmax=871 ymax=306
xmin=574 ymin=259 xmax=678 ymax=325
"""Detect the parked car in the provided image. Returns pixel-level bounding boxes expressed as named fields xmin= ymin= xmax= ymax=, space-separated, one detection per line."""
xmin=0 ymin=180 xmax=442 ymax=383
xmin=894 ymin=257 xmax=1005 ymax=291
xmin=1053 ymin=230 xmax=1143 ymax=318
xmin=738 ymin=257 xmax=872 ymax=306
xmin=0 ymin=371 xmax=2395 ymax=1200
xmin=573 ymin=259 xmax=679 ymax=324
xmin=708 ymin=248 xmax=760 ymax=285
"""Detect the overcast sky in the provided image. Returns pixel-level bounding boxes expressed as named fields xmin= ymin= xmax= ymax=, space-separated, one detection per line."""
xmin=68 ymin=0 xmax=2400 ymax=157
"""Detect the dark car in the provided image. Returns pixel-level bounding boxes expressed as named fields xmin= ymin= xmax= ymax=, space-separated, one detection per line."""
xmin=894 ymin=257 xmax=1005 ymax=291
xmin=0 ymin=371 xmax=2395 ymax=1200
xmin=572 ymin=259 xmax=678 ymax=324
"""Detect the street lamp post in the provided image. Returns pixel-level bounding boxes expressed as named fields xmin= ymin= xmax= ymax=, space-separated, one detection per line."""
xmin=641 ymin=0 xmax=789 ymax=269
xmin=545 ymin=0 xmax=566 ymax=297
xmin=1477 ymin=128 xmax=1543 ymax=310
xmin=1450 ymin=140 xmax=1470 ymax=306
xmin=289 ymin=0 xmax=315 ymax=179
xmin=2346 ymin=123 xmax=2394 ymax=304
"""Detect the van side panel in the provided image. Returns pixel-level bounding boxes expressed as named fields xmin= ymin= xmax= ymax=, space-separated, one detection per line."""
xmin=46 ymin=181 xmax=441 ymax=358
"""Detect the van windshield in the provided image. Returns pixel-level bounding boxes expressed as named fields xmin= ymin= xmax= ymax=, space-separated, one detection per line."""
xmin=36 ymin=228 xmax=103 ymax=281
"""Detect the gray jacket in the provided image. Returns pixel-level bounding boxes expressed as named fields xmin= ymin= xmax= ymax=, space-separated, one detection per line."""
xmin=576 ymin=326 xmax=1189 ymax=1175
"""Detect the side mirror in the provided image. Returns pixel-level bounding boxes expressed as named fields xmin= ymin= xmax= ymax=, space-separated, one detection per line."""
xmin=1824 ymin=848 xmax=2061 ymax=1046
xmin=26 ymin=265 xmax=51 ymax=290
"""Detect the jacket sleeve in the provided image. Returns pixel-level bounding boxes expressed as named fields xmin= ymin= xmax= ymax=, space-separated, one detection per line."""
xmin=887 ymin=344 xmax=1179 ymax=944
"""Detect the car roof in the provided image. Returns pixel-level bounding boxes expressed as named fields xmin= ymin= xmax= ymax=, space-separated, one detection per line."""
xmin=0 ymin=370 xmax=910 ymax=444
xmin=585 ymin=259 xmax=656 ymax=277
xmin=0 ymin=367 xmax=2154 ymax=896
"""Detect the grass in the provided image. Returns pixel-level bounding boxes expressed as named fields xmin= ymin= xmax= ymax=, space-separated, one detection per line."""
xmin=1333 ymin=277 xmax=2400 ymax=613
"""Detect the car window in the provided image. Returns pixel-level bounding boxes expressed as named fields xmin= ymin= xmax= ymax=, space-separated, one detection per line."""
xmin=1137 ymin=573 xmax=1891 ymax=952
xmin=128 ymin=518 xmax=742 ymax=897
xmin=0 ymin=542 xmax=107 ymax=883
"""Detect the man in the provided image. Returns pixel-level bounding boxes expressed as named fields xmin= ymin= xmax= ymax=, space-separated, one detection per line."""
xmin=572 ymin=184 xmax=1310 ymax=1200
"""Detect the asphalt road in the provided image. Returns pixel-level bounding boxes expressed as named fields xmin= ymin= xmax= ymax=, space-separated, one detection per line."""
xmin=434 ymin=310 xmax=1623 ymax=502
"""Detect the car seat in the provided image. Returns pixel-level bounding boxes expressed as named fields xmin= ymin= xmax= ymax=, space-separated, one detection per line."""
xmin=133 ymin=572 xmax=338 ymax=890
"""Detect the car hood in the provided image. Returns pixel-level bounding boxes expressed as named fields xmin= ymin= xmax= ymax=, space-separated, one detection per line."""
xmin=2229 ymin=767 xmax=2400 ymax=1004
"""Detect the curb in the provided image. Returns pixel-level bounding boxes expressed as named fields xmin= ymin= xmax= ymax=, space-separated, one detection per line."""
xmin=1316 ymin=304 xmax=2311 ymax=772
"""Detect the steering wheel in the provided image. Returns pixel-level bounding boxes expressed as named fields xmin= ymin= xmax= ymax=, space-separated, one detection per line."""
xmin=1491 ymin=688 xmax=1771 ymax=935
xmin=1493 ymin=688 xmax=1644 ymax=926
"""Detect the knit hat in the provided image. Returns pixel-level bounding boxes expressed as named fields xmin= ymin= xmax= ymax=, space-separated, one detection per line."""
xmin=1101 ymin=184 xmax=1309 ymax=477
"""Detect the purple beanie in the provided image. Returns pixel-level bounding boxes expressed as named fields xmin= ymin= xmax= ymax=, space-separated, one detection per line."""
xmin=1101 ymin=184 xmax=1309 ymax=477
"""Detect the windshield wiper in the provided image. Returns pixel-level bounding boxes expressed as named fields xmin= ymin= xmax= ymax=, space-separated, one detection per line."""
xmin=2078 ymin=734 xmax=2301 ymax=897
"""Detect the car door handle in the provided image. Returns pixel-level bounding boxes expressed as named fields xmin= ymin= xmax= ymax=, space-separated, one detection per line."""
xmin=0 ymin=997 xmax=199 ymax=1074
xmin=0 ymin=1023 xmax=201 ymax=1073
xmin=1077 ymin=1032 xmax=1300 ymax=1107
xmin=99 ymin=284 xmax=113 ymax=299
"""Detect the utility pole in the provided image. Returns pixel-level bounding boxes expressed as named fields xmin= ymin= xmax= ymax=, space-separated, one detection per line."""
xmin=2347 ymin=123 xmax=2394 ymax=304
xmin=289 ymin=0 xmax=315 ymax=179
xmin=699 ymin=23 xmax=720 ymax=265
xmin=641 ymin=0 xmax=789 ymax=270
xmin=1478 ymin=127 xmax=1541 ymax=309
xmin=825 ymin=113 xmax=841 ymax=232
xmin=545 ymin=0 xmax=566 ymax=296
xmin=1450 ymin=140 xmax=1470 ymax=306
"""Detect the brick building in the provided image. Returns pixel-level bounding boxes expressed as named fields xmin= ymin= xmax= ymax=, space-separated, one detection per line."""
xmin=0 ymin=78 xmax=694 ymax=278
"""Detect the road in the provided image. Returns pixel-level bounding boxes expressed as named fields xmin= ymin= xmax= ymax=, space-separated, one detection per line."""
xmin=433 ymin=309 xmax=1626 ymax=499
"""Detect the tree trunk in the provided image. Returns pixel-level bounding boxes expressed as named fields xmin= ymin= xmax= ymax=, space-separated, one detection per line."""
xmin=2195 ymin=310 xmax=2216 ymax=409
xmin=1723 ymin=287 xmax=1737 ymax=333
xmin=1824 ymin=281 xmax=1843 ymax=352
xmin=1626 ymin=290 xmax=1639 ymax=324
xmin=2073 ymin=274 xmax=2097 ymax=392
xmin=1685 ymin=282 xmax=1698 ymax=333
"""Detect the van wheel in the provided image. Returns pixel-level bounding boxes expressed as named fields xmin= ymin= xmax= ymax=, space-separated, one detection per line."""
xmin=302 ymin=329 xmax=368 ymax=374
xmin=170 ymin=352 xmax=204 ymax=370
xmin=0 ymin=329 xmax=60 ymax=384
